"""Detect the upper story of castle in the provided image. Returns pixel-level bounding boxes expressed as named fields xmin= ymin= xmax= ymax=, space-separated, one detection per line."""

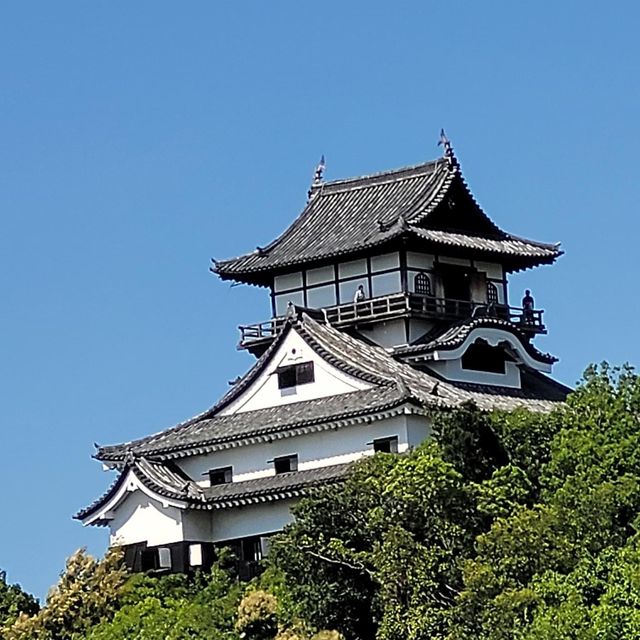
xmin=212 ymin=137 xmax=562 ymax=385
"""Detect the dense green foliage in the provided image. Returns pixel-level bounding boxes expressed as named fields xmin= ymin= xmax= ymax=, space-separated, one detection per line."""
xmin=0 ymin=571 xmax=39 ymax=629
xmin=269 ymin=364 xmax=640 ymax=639
xmin=6 ymin=364 xmax=640 ymax=639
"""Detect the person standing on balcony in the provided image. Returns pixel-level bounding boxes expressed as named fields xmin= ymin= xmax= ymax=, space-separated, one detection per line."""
xmin=354 ymin=284 xmax=366 ymax=304
xmin=522 ymin=289 xmax=535 ymax=324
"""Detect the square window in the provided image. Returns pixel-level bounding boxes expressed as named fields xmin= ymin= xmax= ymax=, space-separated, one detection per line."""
xmin=209 ymin=466 xmax=233 ymax=486
xmin=274 ymin=454 xmax=298 ymax=474
xmin=373 ymin=436 xmax=399 ymax=454
xmin=277 ymin=362 xmax=314 ymax=389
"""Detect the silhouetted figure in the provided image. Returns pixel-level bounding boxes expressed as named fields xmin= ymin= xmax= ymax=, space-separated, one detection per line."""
xmin=354 ymin=284 xmax=366 ymax=304
xmin=522 ymin=289 xmax=535 ymax=324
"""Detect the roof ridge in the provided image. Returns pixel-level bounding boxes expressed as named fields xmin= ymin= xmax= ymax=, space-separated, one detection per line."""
xmin=315 ymin=158 xmax=448 ymax=193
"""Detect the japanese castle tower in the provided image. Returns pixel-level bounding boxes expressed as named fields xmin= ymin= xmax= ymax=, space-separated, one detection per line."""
xmin=77 ymin=138 xmax=568 ymax=575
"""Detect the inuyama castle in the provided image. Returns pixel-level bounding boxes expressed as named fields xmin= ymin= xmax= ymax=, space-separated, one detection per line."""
xmin=76 ymin=136 xmax=568 ymax=577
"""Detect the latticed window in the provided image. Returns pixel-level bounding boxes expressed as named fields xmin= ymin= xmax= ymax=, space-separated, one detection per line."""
xmin=487 ymin=282 xmax=499 ymax=304
xmin=414 ymin=272 xmax=432 ymax=295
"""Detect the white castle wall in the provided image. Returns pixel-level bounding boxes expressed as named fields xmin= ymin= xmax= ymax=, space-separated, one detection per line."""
xmin=178 ymin=412 xmax=420 ymax=486
xmin=109 ymin=491 xmax=184 ymax=547
xmin=210 ymin=501 xmax=294 ymax=542
xmin=108 ymin=411 xmax=430 ymax=548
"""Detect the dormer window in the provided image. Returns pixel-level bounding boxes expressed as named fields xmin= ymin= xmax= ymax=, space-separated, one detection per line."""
xmin=273 ymin=454 xmax=298 ymax=474
xmin=277 ymin=362 xmax=314 ymax=389
xmin=372 ymin=436 xmax=399 ymax=454
xmin=209 ymin=466 xmax=233 ymax=486
xmin=461 ymin=341 xmax=507 ymax=374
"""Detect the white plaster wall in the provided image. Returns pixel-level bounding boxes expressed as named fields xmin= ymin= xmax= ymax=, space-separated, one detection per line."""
xmin=221 ymin=330 xmax=370 ymax=415
xmin=274 ymin=272 xmax=303 ymax=292
xmin=406 ymin=252 xmax=435 ymax=269
xmin=211 ymin=501 xmax=295 ymax=542
xmin=408 ymin=319 xmax=435 ymax=344
xmin=306 ymin=265 xmax=334 ymax=286
xmin=406 ymin=414 xmax=432 ymax=447
xmin=178 ymin=413 xmax=413 ymax=485
xmin=275 ymin=291 xmax=305 ymax=315
xmin=475 ymin=261 xmax=504 ymax=280
xmin=357 ymin=319 xmax=407 ymax=348
xmin=339 ymin=259 xmax=367 ymax=278
xmin=371 ymin=252 xmax=400 ymax=272
xmin=109 ymin=491 xmax=184 ymax=547
xmin=106 ymin=412 xmax=437 ymax=549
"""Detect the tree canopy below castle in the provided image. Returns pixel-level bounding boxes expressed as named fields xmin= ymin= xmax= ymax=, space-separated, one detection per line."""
xmin=5 ymin=363 xmax=640 ymax=639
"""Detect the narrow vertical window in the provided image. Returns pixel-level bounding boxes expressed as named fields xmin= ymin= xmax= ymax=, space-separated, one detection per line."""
xmin=158 ymin=547 xmax=172 ymax=570
xmin=487 ymin=282 xmax=499 ymax=304
xmin=414 ymin=272 xmax=432 ymax=295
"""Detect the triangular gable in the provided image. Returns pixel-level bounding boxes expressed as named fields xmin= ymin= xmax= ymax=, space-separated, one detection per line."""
xmin=219 ymin=323 xmax=374 ymax=415
xmin=76 ymin=465 xmax=187 ymax=527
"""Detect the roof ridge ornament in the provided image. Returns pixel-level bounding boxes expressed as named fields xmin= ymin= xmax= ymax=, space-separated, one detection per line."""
xmin=307 ymin=155 xmax=326 ymax=201
xmin=438 ymin=129 xmax=458 ymax=169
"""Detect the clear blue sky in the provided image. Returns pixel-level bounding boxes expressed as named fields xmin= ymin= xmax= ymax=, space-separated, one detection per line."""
xmin=1 ymin=1 xmax=639 ymax=599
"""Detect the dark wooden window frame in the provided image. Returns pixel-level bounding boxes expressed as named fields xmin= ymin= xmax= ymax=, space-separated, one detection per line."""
xmin=208 ymin=466 xmax=233 ymax=486
xmin=272 ymin=454 xmax=299 ymax=474
xmin=414 ymin=271 xmax=432 ymax=295
xmin=277 ymin=362 xmax=315 ymax=389
xmin=486 ymin=281 xmax=499 ymax=304
xmin=372 ymin=436 xmax=399 ymax=454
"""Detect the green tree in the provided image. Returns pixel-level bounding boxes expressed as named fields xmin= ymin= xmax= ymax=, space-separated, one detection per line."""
xmin=0 ymin=570 xmax=39 ymax=629
xmin=269 ymin=441 xmax=479 ymax=640
xmin=6 ymin=547 xmax=128 ymax=640
xmin=449 ymin=364 xmax=640 ymax=639
xmin=86 ymin=557 xmax=242 ymax=640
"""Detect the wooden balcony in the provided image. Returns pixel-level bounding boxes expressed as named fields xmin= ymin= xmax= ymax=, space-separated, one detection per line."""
xmin=238 ymin=293 xmax=546 ymax=352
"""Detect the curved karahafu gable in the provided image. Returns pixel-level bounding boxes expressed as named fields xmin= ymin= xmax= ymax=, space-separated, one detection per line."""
xmin=395 ymin=317 xmax=557 ymax=368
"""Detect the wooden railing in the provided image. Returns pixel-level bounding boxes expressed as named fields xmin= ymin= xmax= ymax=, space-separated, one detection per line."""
xmin=325 ymin=293 xmax=409 ymax=325
xmin=239 ymin=293 xmax=545 ymax=346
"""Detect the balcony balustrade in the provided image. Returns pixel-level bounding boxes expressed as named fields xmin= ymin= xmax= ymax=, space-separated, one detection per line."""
xmin=238 ymin=292 xmax=545 ymax=349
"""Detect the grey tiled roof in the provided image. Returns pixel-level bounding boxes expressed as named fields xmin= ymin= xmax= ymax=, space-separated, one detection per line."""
xmin=295 ymin=316 xmax=568 ymax=412
xmin=80 ymin=315 xmax=569 ymax=523
xmin=408 ymin=227 xmax=560 ymax=259
xmin=97 ymin=386 xmax=409 ymax=463
xmin=214 ymin=159 xmax=561 ymax=282
xmin=75 ymin=458 xmax=196 ymax=522
xmin=201 ymin=463 xmax=350 ymax=508
xmin=95 ymin=315 xmax=569 ymax=465
xmin=76 ymin=459 xmax=350 ymax=522
xmin=393 ymin=317 xmax=558 ymax=365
